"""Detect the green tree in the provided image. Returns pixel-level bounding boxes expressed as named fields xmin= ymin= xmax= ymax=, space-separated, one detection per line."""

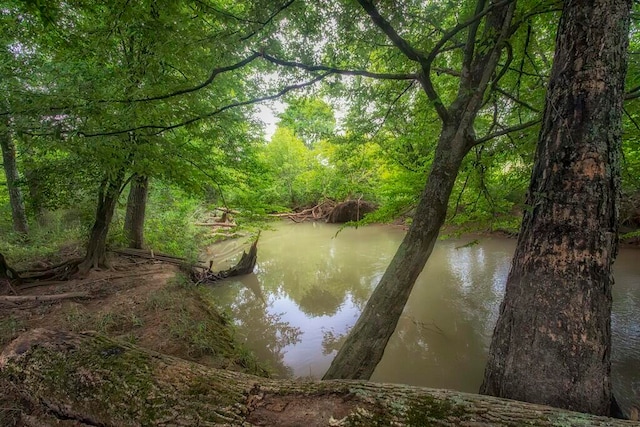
xmin=278 ymin=97 xmax=336 ymax=147
xmin=260 ymin=127 xmax=313 ymax=207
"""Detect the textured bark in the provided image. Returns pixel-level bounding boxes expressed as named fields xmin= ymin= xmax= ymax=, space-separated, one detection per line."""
xmin=481 ymin=0 xmax=631 ymax=416
xmin=1 ymin=329 xmax=637 ymax=427
xmin=78 ymin=171 xmax=125 ymax=274
xmin=124 ymin=174 xmax=149 ymax=249
xmin=0 ymin=126 xmax=28 ymax=234
xmin=323 ymin=0 xmax=516 ymax=381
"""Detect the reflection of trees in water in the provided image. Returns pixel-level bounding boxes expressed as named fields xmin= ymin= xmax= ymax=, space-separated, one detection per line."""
xmin=373 ymin=243 xmax=510 ymax=391
xmin=214 ymin=285 xmax=302 ymax=378
xmin=298 ymin=286 xmax=343 ymax=317
xmin=321 ymin=327 xmax=347 ymax=356
xmin=444 ymin=242 xmax=512 ymax=346
xmin=256 ymin=236 xmax=387 ymax=318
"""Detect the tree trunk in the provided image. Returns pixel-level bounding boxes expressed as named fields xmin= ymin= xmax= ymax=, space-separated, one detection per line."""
xmin=323 ymin=0 xmax=516 ymax=381
xmin=481 ymin=0 xmax=631 ymax=417
xmin=0 ymin=124 xmax=28 ymax=235
xmin=78 ymin=171 xmax=125 ymax=274
xmin=1 ymin=329 xmax=636 ymax=427
xmin=323 ymin=127 xmax=469 ymax=380
xmin=124 ymin=174 xmax=148 ymax=249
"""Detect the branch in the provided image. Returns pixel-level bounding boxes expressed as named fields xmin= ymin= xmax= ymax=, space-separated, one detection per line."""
xmin=79 ymin=73 xmax=331 ymax=137
xmin=258 ymin=52 xmax=416 ymax=80
xmin=421 ymin=0 xmax=514 ymax=121
xmin=239 ymin=0 xmax=296 ymax=41
xmin=353 ymin=0 xmax=450 ymax=123
xmin=624 ymin=85 xmax=640 ymax=100
xmin=355 ymin=0 xmax=426 ymax=63
xmin=461 ymin=0 xmax=488 ymax=81
xmin=2 ymin=54 xmax=262 ymax=117
xmin=494 ymin=86 xmax=541 ymax=113
xmin=173 ymin=151 xmax=229 ymax=208
xmin=473 ymin=118 xmax=541 ymax=146
xmin=372 ymin=81 xmax=416 ymax=139
xmin=109 ymin=53 xmax=261 ymax=103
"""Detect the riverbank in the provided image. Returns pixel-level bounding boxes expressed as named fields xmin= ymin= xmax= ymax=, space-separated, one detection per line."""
xmin=0 ymin=253 xmax=268 ymax=425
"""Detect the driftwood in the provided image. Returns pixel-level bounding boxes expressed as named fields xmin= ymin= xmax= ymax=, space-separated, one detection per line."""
xmin=270 ymin=200 xmax=337 ymax=222
xmin=194 ymin=222 xmax=237 ymax=227
xmin=191 ymin=232 xmax=260 ymax=284
xmin=0 ymin=328 xmax=636 ymax=427
xmin=271 ymin=199 xmax=377 ymax=224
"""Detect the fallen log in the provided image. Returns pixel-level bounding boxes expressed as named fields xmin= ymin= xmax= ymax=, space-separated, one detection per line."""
xmin=194 ymin=222 xmax=237 ymax=227
xmin=0 ymin=329 xmax=635 ymax=427
xmin=0 ymin=291 xmax=89 ymax=302
xmin=113 ymin=248 xmax=209 ymax=269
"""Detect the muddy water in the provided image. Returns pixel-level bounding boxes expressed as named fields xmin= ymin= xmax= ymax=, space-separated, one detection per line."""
xmin=207 ymin=222 xmax=640 ymax=409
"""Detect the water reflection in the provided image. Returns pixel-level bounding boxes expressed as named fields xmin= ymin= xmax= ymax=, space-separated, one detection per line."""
xmin=206 ymin=222 xmax=640 ymax=411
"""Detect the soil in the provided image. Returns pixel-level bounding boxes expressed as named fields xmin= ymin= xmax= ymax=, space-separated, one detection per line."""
xmin=0 ymin=251 xmax=267 ymax=426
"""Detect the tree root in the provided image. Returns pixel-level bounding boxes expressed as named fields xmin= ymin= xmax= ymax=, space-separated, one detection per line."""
xmin=270 ymin=199 xmax=337 ymax=222
xmin=18 ymin=258 xmax=83 ymax=283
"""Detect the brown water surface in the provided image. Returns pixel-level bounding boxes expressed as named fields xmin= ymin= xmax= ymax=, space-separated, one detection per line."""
xmin=207 ymin=222 xmax=640 ymax=410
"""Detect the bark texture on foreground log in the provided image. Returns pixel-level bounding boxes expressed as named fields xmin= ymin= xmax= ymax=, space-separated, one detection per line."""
xmin=1 ymin=329 xmax=637 ymax=427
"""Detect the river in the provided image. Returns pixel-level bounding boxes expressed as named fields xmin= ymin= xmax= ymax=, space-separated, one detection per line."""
xmin=206 ymin=221 xmax=640 ymax=411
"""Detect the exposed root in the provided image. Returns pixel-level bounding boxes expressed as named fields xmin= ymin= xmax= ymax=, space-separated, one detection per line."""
xmin=18 ymin=258 xmax=82 ymax=283
xmin=270 ymin=199 xmax=337 ymax=222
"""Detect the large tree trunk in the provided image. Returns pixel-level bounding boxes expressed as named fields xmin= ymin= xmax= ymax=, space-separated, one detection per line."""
xmin=480 ymin=0 xmax=631 ymax=417
xmin=0 ymin=123 xmax=28 ymax=235
xmin=123 ymin=174 xmax=148 ymax=249
xmin=323 ymin=0 xmax=516 ymax=380
xmin=1 ymin=329 xmax=636 ymax=427
xmin=78 ymin=171 xmax=125 ymax=274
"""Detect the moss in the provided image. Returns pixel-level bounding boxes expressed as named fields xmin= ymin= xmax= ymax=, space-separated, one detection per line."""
xmin=341 ymin=395 xmax=467 ymax=426
xmin=406 ymin=395 xmax=466 ymax=424
xmin=23 ymin=337 xmax=168 ymax=425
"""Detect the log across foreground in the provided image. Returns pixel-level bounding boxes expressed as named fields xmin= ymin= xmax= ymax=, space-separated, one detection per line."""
xmin=0 ymin=329 xmax=637 ymax=426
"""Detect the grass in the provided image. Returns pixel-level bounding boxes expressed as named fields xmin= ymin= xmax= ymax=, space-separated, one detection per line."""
xmin=0 ymin=316 xmax=24 ymax=347
xmin=67 ymin=272 xmax=266 ymax=376
xmin=0 ymin=209 xmax=88 ymax=267
xmin=64 ymin=307 xmax=145 ymax=334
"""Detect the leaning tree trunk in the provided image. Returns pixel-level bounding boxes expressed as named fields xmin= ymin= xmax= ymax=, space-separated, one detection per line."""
xmin=1 ymin=329 xmax=637 ymax=427
xmin=78 ymin=171 xmax=125 ymax=274
xmin=0 ymin=123 xmax=28 ymax=235
xmin=123 ymin=174 xmax=148 ymax=249
xmin=480 ymin=0 xmax=631 ymax=417
xmin=323 ymin=126 xmax=469 ymax=380
xmin=323 ymin=0 xmax=516 ymax=380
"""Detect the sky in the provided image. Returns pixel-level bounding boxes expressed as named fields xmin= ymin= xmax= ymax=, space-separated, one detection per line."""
xmin=255 ymin=101 xmax=285 ymax=141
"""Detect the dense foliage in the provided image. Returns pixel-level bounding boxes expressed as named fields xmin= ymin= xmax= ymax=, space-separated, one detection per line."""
xmin=1 ymin=0 xmax=639 ymax=261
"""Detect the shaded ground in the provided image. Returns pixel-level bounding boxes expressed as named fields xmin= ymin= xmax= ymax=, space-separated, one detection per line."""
xmin=0 ymin=252 xmax=267 ymax=426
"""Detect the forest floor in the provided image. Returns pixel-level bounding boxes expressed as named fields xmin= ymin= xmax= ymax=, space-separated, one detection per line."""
xmin=0 ymin=251 xmax=267 ymax=426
